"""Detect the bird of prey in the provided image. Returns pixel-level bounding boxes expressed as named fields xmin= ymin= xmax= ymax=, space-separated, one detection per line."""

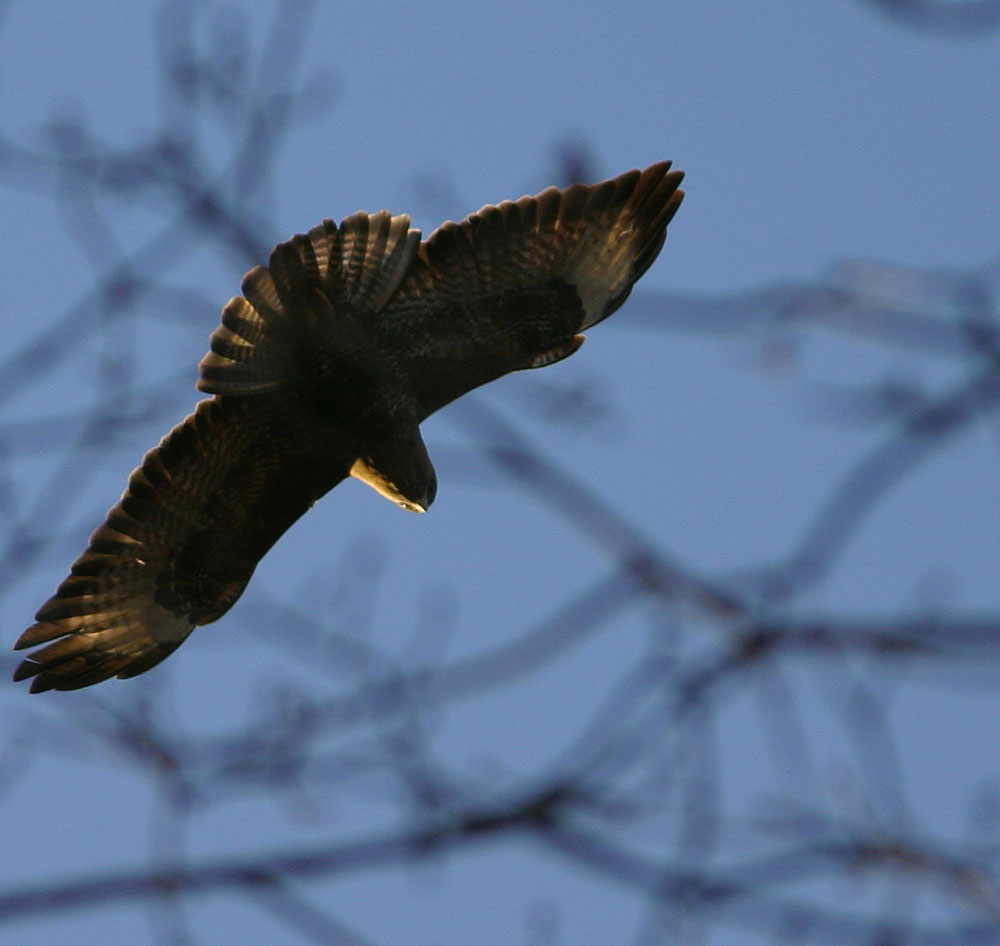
xmin=13 ymin=162 xmax=684 ymax=692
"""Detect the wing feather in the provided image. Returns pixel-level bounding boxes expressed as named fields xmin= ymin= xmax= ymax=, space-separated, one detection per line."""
xmin=14 ymin=161 xmax=683 ymax=691
xmin=384 ymin=162 xmax=684 ymax=416
xmin=13 ymin=395 xmax=352 ymax=692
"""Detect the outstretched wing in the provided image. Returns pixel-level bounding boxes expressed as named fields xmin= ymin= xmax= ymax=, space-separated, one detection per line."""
xmin=381 ymin=161 xmax=684 ymax=418
xmin=13 ymin=392 xmax=355 ymax=693
xmin=14 ymin=212 xmax=425 ymax=692
xmin=14 ymin=163 xmax=684 ymax=692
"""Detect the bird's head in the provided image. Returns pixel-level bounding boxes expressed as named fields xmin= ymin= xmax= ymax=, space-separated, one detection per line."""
xmin=349 ymin=426 xmax=437 ymax=513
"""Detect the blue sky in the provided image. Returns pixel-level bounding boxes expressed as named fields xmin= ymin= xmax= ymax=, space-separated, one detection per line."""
xmin=1 ymin=1 xmax=999 ymax=944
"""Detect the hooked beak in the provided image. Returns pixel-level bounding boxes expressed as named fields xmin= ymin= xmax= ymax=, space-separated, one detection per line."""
xmin=349 ymin=455 xmax=437 ymax=513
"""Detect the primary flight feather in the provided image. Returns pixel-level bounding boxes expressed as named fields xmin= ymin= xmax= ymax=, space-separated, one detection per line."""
xmin=13 ymin=162 xmax=684 ymax=692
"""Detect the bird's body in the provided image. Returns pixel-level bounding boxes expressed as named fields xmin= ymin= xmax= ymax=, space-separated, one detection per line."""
xmin=14 ymin=162 xmax=684 ymax=691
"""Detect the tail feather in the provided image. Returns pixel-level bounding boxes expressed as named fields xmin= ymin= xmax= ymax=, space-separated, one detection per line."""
xmin=197 ymin=212 xmax=421 ymax=397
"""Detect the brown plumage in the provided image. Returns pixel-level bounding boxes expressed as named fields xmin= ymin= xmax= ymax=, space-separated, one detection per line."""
xmin=13 ymin=162 xmax=684 ymax=692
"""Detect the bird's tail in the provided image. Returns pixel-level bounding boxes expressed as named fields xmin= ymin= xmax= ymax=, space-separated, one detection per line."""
xmin=197 ymin=211 xmax=421 ymax=396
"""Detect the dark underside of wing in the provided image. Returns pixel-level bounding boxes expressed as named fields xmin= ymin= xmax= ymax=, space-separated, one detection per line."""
xmin=380 ymin=161 xmax=684 ymax=418
xmin=13 ymin=394 xmax=354 ymax=691
xmin=13 ymin=161 xmax=683 ymax=692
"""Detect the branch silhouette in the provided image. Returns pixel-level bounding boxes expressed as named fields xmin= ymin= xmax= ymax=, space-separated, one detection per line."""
xmin=2 ymin=2 xmax=999 ymax=944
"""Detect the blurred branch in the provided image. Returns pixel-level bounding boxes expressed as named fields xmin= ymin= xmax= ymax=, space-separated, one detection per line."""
xmin=746 ymin=365 xmax=1000 ymax=600
xmin=451 ymin=396 xmax=747 ymax=620
xmin=855 ymin=0 xmax=1000 ymax=35
xmin=626 ymin=255 xmax=1000 ymax=359
xmin=0 ymin=780 xmax=574 ymax=923
xmin=4 ymin=793 xmax=999 ymax=943
xmin=2 ymin=2 xmax=999 ymax=944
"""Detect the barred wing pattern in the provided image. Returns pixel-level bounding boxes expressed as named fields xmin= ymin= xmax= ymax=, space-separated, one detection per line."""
xmin=386 ymin=162 xmax=684 ymax=417
xmin=14 ymin=396 xmax=355 ymax=691
xmin=14 ymin=162 xmax=684 ymax=691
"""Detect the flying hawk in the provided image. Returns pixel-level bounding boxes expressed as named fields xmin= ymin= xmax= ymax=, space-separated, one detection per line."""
xmin=13 ymin=162 xmax=684 ymax=691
